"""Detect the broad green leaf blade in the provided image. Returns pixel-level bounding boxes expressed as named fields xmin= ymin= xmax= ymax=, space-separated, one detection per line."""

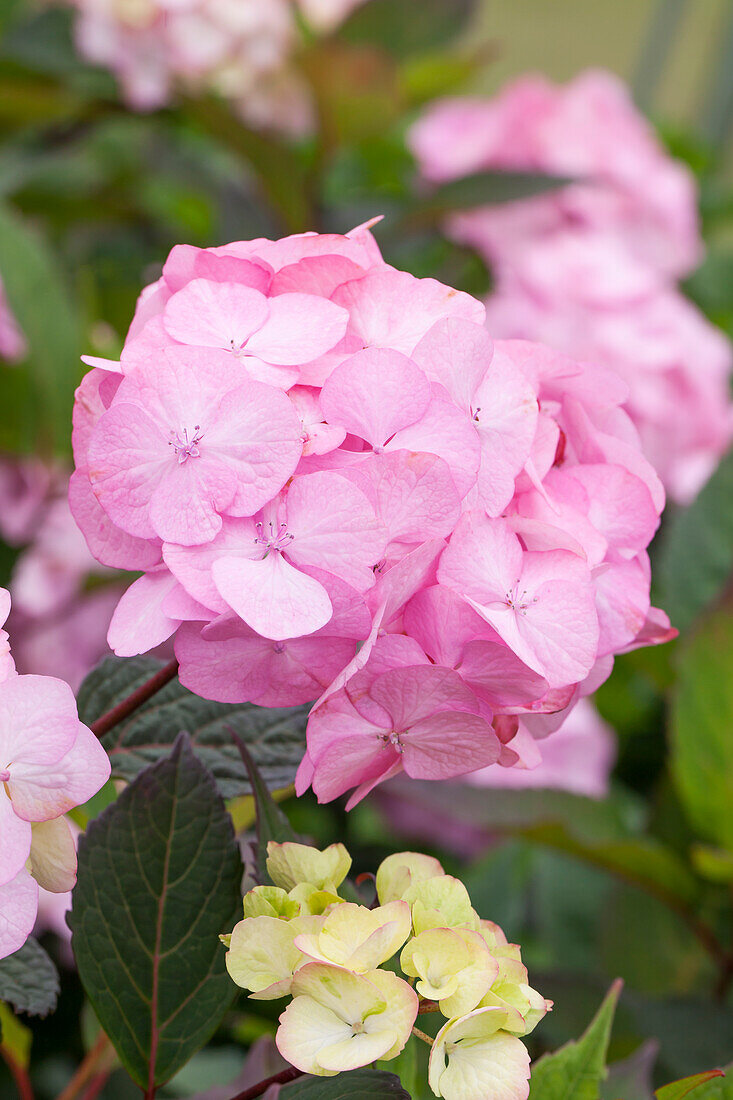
xmin=231 ymin=733 xmax=296 ymax=885
xmin=76 ymin=656 xmax=308 ymax=799
xmin=410 ymin=170 xmax=572 ymax=221
xmin=338 ymin=0 xmax=477 ymax=59
xmin=671 ymin=609 xmax=733 ymax=851
xmin=529 ymin=981 xmax=622 ymax=1100
xmin=69 ymin=734 xmax=244 ymax=1089
xmin=656 ymin=1072 xmax=726 ymax=1100
xmin=281 ymin=1068 xmax=411 ymax=1098
xmin=0 ymin=939 xmax=59 ymax=1017
xmin=0 ymin=201 xmax=82 ymax=455
xmin=657 ymin=450 xmax=733 ymax=633
xmin=0 ymin=1002 xmax=32 ymax=1064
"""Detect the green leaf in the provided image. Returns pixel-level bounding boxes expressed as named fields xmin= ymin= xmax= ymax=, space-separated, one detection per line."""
xmin=409 ymin=170 xmax=572 ymax=222
xmin=231 ymin=732 xmax=297 ymax=885
xmin=69 ymin=734 xmax=244 ymax=1089
xmin=657 ymin=450 xmax=733 ymax=633
xmin=671 ymin=609 xmax=733 ymax=851
xmin=0 ymin=939 xmax=59 ymax=1017
xmin=656 ymin=1072 xmax=726 ymax=1100
xmin=76 ymin=656 xmax=308 ymax=800
xmin=529 ymin=981 xmax=622 ymax=1100
xmin=395 ymin=782 xmax=699 ymax=907
xmin=337 ymin=0 xmax=477 ymax=59
xmin=0 ymin=1002 xmax=32 ymax=1065
xmin=281 ymin=1068 xmax=411 ymax=1098
xmin=0 ymin=201 xmax=82 ymax=455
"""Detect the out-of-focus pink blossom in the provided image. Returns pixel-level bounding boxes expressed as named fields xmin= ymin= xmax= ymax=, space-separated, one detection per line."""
xmin=409 ymin=72 xmax=733 ymax=502
xmin=71 ymin=225 xmax=673 ymax=806
xmin=409 ymin=69 xmax=700 ymax=278
xmin=64 ymin=0 xmax=366 ymax=133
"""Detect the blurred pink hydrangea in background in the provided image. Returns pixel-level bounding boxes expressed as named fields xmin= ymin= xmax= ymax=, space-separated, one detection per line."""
xmin=0 ymin=458 xmax=122 ymax=690
xmin=64 ymin=0 xmax=367 ymax=133
xmin=409 ymin=69 xmax=733 ymax=502
xmin=71 ymin=222 xmax=673 ymax=807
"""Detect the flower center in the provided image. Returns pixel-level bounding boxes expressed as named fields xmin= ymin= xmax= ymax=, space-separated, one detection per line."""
xmin=351 ymin=1020 xmax=365 ymax=1036
xmin=505 ymin=584 xmax=537 ymax=616
xmin=254 ymin=521 xmax=294 ymax=554
xmin=378 ymin=730 xmax=404 ymax=753
xmin=169 ymin=425 xmax=203 ymax=464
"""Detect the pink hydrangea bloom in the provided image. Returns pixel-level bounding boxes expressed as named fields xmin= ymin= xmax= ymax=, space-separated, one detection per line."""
xmin=65 ymin=0 xmax=367 ymax=133
xmin=72 ymin=225 xmax=673 ymax=806
xmin=409 ymin=69 xmax=700 ymax=278
xmin=0 ymin=590 xmax=110 ymax=960
xmin=409 ymin=72 xmax=733 ymax=502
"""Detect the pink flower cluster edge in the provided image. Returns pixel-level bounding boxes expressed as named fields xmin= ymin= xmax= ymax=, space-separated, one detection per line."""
xmin=71 ymin=221 xmax=674 ymax=809
xmin=0 ymin=587 xmax=110 ymax=960
xmin=409 ymin=69 xmax=733 ymax=503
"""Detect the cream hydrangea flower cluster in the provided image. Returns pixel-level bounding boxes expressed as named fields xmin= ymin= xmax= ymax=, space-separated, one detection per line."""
xmin=224 ymin=843 xmax=550 ymax=1100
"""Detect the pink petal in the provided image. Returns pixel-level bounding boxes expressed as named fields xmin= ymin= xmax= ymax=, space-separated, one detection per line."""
xmin=320 ymin=348 xmax=431 ymax=448
xmin=473 ymin=350 xmax=539 ymax=515
xmin=285 ymin=471 xmax=385 ymax=591
xmin=0 ymin=869 xmax=38 ymax=961
xmin=162 ymin=279 xmax=269 ymax=350
xmin=10 ymin=722 xmax=110 ymax=821
xmin=369 ymin=665 xmax=481 ymax=730
xmin=342 ymin=452 xmax=460 ymax=546
xmin=0 ymin=676 xmax=79 ymax=766
xmin=412 ymin=317 xmax=491 ymax=410
xmin=403 ymin=584 xmax=493 ymax=668
xmin=149 ymin=456 xmax=236 ymax=545
xmin=270 ymin=255 xmax=365 ymax=297
xmin=202 ymin=381 xmax=303 ymax=516
xmin=594 ymin=558 xmax=650 ymax=656
xmin=245 ymin=293 xmax=349 ymax=366
xmin=163 ymin=516 xmax=260 ymax=614
xmin=107 ymin=570 xmax=181 ymax=657
xmin=387 ymin=395 xmax=481 ymax=499
xmin=438 ymin=513 xmax=524 ymax=608
xmin=402 ymin=711 xmax=500 ymax=779
xmin=0 ymin=792 xmax=32 ymax=886
xmin=69 ymin=470 xmax=161 ymax=571
xmin=88 ymin=403 xmax=169 ymax=540
xmin=212 ymin=552 xmax=333 ymax=640
xmin=457 ymin=640 xmax=549 ymax=708
xmin=332 ymin=270 xmax=485 ymax=355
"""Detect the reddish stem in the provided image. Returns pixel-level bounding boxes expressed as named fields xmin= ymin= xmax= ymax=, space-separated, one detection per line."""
xmin=1 ymin=1046 xmax=34 ymax=1100
xmin=90 ymin=660 xmax=179 ymax=740
xmin=227 ymin=1066 xmax=303 ymax=1100
xmin=55 ymin=1033 xmax=110 ymax=1100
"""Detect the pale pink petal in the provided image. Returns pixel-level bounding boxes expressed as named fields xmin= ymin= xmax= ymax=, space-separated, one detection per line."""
xmin=403 ymin=585 xmax=493 ymax=668
xmin=473 ymin=350 xmax=539 ymax=516
xmin=0 ymin=676 xmax=79 ymax=765
xmin=285 ymin=471 xmax=385 ymax=591
xmin=107 ymin=571 xmax=181 ymax=657
xmin=69 ymin=470 xmax=161 ymax=571
xmin=594 ymin=558 xmax=650 ymax=655
xmin=0 ymin=870 xmax=38 ymax=961
xmin=320 ymin=348 xmax=431 ymax=448
xmin=342 ymin=452 xmax=460 ymax=545
xmin=245 ymin=293 xmax=349 ymax=365
xmin=369 ymin=665 xmax=481 ymax=729
xmin=88 ymin=403 xmax=168 ymax=539
xmin=10 ymin=723 xmax=110 ymax=821
xmin=412 ymin=318 xmax=492 ymax=410
xmin=402 ymin=712 xmax=500 ymax=779
xmin=162 ymin=279 xmax=269 ymax=350
xmin=270 ymin=255 xmax=365 ymax=297
xmin=387 ymin=395 xmax=481 ymax=499
xmin=0 ymin=792 xmax=32 ymax=886
xmin=163 ymin=516 xmax=260 ymax=614
xmin=213 ymin=552 xmax=333 ymax=640
xmin=438 ymin=512 xmax=523 ymax=607
xmin=332 ymin=270 xmax=485 ymax=355
xmin=458 ymin=641 xmax=549 ymax=708
xmin=149 ymin=456 xmax=235 ymax=545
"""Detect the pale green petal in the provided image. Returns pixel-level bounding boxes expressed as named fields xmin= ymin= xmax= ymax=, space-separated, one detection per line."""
xmin=267 ymin=842 xmax=351 ymax=892
xmin=429 ymin=1012 xmax=531 ymax=1100
xmin=276 ymin=995 xmax=351 ymax=1076
xmin=402 ymin=928 xmax=496 ymax=1017
xmin=243 ymin=885 xmax=300 ymax=920
xmin=289 ymin=882 xmax=344 ymax=915
xmin=361 ymin=969 xmax=419 ymax=1062
xmin=226 ymin=915 xmax=301 ymax=997
xmin=295 ymin=901 xmax=411 ymax=972
xmin=318 ymin=1029 xmax=396 ymax=1073
xmin=290 ymin=962 xmax=387 ymax=1021
xmin=376 ymin=851 xmax=445 ymax=904
xmin=406 ymin=875 xmax=479 ymax=934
